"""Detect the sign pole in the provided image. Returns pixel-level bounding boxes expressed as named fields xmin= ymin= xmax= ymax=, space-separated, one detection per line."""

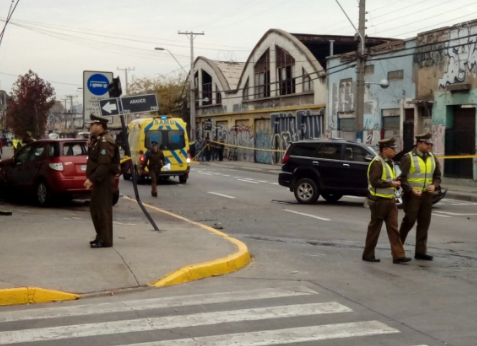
xmin=119 ymin=113 xmax=159 ymax=231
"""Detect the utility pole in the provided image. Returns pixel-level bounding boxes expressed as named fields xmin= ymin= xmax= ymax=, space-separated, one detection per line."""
xmin=355 ymin=0 xmax=366 ymax=141
xmin=117 ymin=67 xmax=134 ymax=95
xmin=178 ymin=30 xmax=204 ymax=141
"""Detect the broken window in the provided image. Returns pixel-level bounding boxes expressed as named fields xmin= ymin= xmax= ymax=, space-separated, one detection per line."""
xmin=277 ymin=46 xmax=295 ymax=96
xmin=254 ymin=50 xmax=270 ymax=98
xmin=194 ymin=71 xmax=199 ymax=109
xmin=202 ymin=70 xmax=212 ymax=106
xmin=302 ymin=68 xmax=313 ymax=92
xmin=388 ymin=70 xmax=404 ymax=80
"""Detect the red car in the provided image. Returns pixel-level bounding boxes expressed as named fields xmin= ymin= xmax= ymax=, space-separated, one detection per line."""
xmin=0 ymin=139 xmax=120 ymax=207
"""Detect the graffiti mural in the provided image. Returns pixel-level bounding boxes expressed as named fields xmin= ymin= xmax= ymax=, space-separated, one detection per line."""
xmin=432 ymin=123 xmax=446 ymax=167
xmin=438 ymin=25 xmax=477 ymax=88
xmin=365 ymin=130 xmax=381 ymax=146
xmin=297 ymin=109 xmax=325 ymax=140
xmin=270 ymin=112 xmax=299 ymax=164
xmin=255 ymin=119 xmax=272 ymax=164
xmin=229 ymin=123 xmax=254 ymax=162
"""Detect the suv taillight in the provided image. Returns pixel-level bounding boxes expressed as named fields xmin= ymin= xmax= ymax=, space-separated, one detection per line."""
xmin=49 ymin=163 xmax=64 ymax=171
xmin=282 ymin=154 xmax=290 ymax=165
xmin=186 ymin=150 xmax=191 ymax=163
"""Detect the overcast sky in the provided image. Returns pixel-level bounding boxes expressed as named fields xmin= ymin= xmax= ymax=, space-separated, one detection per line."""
xmin=0 ymin=0 xmax=475 ymax=107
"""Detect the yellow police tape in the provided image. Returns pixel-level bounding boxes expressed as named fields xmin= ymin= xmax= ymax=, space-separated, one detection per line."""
xmin=120 ymin=147 xmax=477 ymax=164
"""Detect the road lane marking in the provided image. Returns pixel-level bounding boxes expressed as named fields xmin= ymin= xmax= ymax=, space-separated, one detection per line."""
xmin=222 ymin=174 xmax=230 ymax=177
xmin=433 ymin=211 xmax=477 ymax=216
xmin=208 ymin=192 xmax=236 ymax=199
xmin=432 ymin=213 xmax=451 ymax=218
xmin=0 ymin=287 xmax=317 ymax=323
xmin=284 ymin=209 xmax=331 ymax=221
xmin=237 ymin=179 xmax=258 ymax=184
xmin=270 ymin=182 xmax=279 ymax=185
xmin=0 ymin=303 xmax=351 ymax=344
xmin=108 ymin=321 xmax=399 ymax=346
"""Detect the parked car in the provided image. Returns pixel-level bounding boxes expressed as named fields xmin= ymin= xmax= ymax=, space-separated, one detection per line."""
xmin=0 ymin=139 xmax=120 ymax=207
xmin=279 ymin=139 xmax=446 ymax=205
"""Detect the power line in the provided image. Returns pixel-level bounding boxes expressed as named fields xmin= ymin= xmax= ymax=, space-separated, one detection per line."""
xmin=0 ymin=72 xmax=81 ymax=87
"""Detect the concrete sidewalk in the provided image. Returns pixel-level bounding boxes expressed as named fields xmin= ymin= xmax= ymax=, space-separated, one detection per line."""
xmin=0 ymin=197 xmax=249 ymax=305
xmin=198 ymin=160 xmax=477 ymax=202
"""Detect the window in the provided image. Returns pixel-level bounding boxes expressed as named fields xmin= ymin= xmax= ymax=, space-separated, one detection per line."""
xmin=194 ymin=71 xmax=199 ymax=109
xmin=166 ymin=130 xmax=185 ymax=150
xmin=388 ymin=70 xmax=404 ymax=80
xmin=62 ymin=142 xmax=87 ymax=156
xmin=303 ymin=68 xmax=313 ymax=92
xmin=289 ymin=143 xmax=317 ymax=157
xmin=243 ymin=79 xmax=249 ymax=100
xmin=15 ymin=146 xmax=31 ymax=165
xmin=339 ymin=118 xmax=356 ymax=132
xmin=145 ymin=130 xmax=163 ymax=149
xmin=364 ymin=65 xmax=375 ymax=75
xmin=344 ymin=145 xmax=370 ymax=162
xmin=254 ymin=50 xmax=270 ymax=98
xmin=315 ymin=144 xmax=341 ymax=160
xmin=27 ymin=145 xmax=45 ymax=162
xmin=201 ymin=70 xmax=212 ymax=106
xmin=277 ymin=46 xmax=295 ymax=95
xmin=216 ymin=85 xmax=222 ymax=104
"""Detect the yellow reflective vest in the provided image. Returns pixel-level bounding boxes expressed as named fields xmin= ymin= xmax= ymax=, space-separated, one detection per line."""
xmin=408 ymin=152 xmax=436 ymax=191
xmin=12 ymin=139 xmax=21 ymax=149
xmin=368 ymin=155 xmax=396 ymax=199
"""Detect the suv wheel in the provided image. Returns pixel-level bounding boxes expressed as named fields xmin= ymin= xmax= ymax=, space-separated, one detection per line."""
xmin=36 ymin=181 xmax=52 ymax=207
xmin=321 ymin=192 xmax=343 ymax=203
xmin=294 ymin=178 xmax=319 ymax=204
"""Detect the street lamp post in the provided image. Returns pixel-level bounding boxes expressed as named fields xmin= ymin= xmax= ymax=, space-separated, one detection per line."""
xmin=154 ymin=47 xmax=187 ymax=74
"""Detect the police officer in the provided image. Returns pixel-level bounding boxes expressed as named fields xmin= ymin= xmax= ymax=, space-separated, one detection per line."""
xmin=142 ymin=141 xmax=166 ymax=197
xmin=84 ymin=114 xmax=120 ymax=248
xmin=363 ymin=138 xmax=411 ymax=264
xmin=399 ymin=132 xmax=441 ymax=261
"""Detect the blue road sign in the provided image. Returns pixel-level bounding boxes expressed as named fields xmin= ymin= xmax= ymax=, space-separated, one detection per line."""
xmin=87 ymin=74 xmax=110 ymax=96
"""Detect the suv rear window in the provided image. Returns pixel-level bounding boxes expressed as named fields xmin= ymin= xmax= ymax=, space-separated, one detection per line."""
xmin=289 ymin=143 xmax=317 ymax=157
xmin=52 ymin=142 xmax=87 ymax=157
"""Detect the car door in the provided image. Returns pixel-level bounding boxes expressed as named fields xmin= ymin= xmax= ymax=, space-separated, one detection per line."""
xmin=343 ymin=144 xmax=374 ymax=194
xmin=23 ymin=143 xmax=47 ymax=193
xmin=313 ymin=143 xmax=344 ymax=189
xmin=7 ymin=145 xmax=33 ymax=190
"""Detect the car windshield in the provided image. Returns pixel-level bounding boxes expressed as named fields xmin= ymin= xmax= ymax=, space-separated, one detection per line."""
xmin=366 ymin=145 xmax=379 ymax=156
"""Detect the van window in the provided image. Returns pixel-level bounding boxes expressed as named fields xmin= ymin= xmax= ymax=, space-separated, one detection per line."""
xmin=145 ymin=130 xmax=185 ymax=150
xmin=145 ymin=131 xmax=163 ymax=149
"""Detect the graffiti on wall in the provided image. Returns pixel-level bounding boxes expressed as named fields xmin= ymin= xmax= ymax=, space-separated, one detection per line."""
xmin=365 ymin=130 xmax=381 ymax=146
xmin=432 ymin=124 xmax=445 ymax=167
xmin=255 ymin=119 xmax=272 ymax=164
xmin=438 ymin=25 xmax=477 ymax=88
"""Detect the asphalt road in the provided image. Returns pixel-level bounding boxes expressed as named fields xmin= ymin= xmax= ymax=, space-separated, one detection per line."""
xmin=1 ymin=165 xmax=476 ymax=345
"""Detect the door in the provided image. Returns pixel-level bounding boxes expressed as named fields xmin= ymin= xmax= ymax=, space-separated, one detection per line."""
xmin=254 ymin=119 xmax=272 ymax=164
xmin=343 ymin=144 xmax=373 ymax=194
xmin=23 ymin=143 xmax=47 ymax=193
xmin=403 ymin=108 xmax=414 ymax=152
xmin=313 ymin=143 xmax=344 ymax=189
xmin=444 ymin=107 xmax=476 ymax=179
xmin=7 ymin=145 xmax=33 ymax=190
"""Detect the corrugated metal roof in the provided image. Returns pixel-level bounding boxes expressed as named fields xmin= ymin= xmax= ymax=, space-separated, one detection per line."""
xmin=210 ymin=60 xmax=245 ymax=89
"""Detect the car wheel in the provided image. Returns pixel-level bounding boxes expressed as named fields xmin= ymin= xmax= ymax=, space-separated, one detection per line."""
xmin=294 ymin=178 xmax=319 ymax=204
xmin=112 ymin=190 xmax=120 ymax=206
xmin=321 ymin=192 xmax=343 ymax=203
xmin=179 ymin=175 xmax=188 ymax=184
xmin=36 ymin=181 xmax=52 ymax=207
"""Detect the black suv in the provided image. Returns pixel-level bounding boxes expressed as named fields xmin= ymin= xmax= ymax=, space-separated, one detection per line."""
xmin=279 ymin=139 xmax=377 ymax=204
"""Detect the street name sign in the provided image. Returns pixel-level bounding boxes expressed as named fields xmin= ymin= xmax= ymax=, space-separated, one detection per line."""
xmin=83 ymin=71 xmax=114 ymax=121
xmin=99 ymin=94 xmax=159 ymax=117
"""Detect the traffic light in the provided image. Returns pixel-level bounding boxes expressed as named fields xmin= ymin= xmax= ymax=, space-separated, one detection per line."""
xmin=108 ymin=77 xmax=122 ymax=98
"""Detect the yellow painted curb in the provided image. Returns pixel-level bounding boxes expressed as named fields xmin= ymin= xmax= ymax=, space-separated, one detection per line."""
xmin=0 ymin=287 xmax=79 ymax=306
xmin=123 ymin=196 xmax=251 ymax=288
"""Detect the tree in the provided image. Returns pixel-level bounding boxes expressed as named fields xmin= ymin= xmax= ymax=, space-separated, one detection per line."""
xmin=6 ymin=70 xmax=56 ymax=139
xmin=128 ymin=74 xmax=187 ymax=117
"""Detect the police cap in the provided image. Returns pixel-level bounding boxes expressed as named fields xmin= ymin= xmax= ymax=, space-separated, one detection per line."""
xmin=151 ymin=141 xmax=158 ymax=145
xmin=415 ymin=132 xmax=433 ymax=145
xmin=378 ymin=137 xmax=397 ymax=149
xmin=89 ymin=113 xmax=109 ymax=124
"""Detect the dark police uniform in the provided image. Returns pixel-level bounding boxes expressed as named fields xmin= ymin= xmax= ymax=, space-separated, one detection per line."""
xmin=143 ymin=142 xmax=166 ymax=197
xmin=399 ymin=132 xmax=441 ymax=260
xmin=363 ymin=138 xmax=410 ymax=264
xmin=87 ymin=114 xmax=120 ymax=248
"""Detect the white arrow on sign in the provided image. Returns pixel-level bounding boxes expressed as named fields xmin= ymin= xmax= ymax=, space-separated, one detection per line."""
xmin=101 ymin=101 xmax=117 ymax=114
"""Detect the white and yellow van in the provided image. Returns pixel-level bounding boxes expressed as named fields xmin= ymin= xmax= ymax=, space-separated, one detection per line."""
xmin=126 ymin=116 xmax=191 ymax=183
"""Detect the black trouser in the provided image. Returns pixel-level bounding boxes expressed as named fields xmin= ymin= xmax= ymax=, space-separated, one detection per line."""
xmin=90 ymin=177 xmax=114 ymax=247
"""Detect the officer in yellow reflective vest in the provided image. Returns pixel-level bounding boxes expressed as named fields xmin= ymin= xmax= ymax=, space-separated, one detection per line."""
xmin=363 ymin=138 xmax=411 ymax=264
xmin=399 ymin=132 xmax=441 ymax=261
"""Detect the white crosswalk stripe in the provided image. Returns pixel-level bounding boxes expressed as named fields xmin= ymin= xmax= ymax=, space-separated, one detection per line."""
xmin=0 ymin=286 xmax=429 ymax=345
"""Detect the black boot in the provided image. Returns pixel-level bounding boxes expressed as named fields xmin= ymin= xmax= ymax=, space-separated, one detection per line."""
xmin=415 ymin=253 xmax=433 ymax=261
